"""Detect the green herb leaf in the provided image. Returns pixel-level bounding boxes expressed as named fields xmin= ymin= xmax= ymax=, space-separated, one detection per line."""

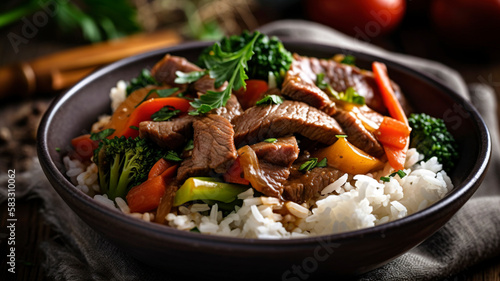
xmin=174 ymin=70 xmax=208 ymax=84
xmin=299 ymin=158 xmax=318 ymax=172
xmin=317 ymin=157 xmax=328 ymax=168
xmin=336 ymin=135 xmax=348 ymax=138
xmin=189 ymin=32 xmax=260 ymax=115
xmin=164 ymin=151 xmax=182 ymax=162
xmin=184 ymin=139 xmax=194 ymax=151
xmin=335 ymin=87 xmax=365 ymax=105
xmin=90 ymin=129 xmax=115 ymax=141
xmin=135 ymin=87 xmax=179 ymax=108
xmin=127 ymin=69 xmax=160 ymax=96
xmin=264 ymin=138 xmax=278 ymax=143
xmin=299 ymin=157 xmax=327 ymax=172
xmin=55 ymin=147 xmax=61 ymax=152
xmin=381 ymin=169 xmax=407 ymax=182
xmin=129 ymin=126 xmax=139 ymax=130
xmin=255 ymin=95 xmax=284 ymax=106
xmin=151 ymin=106 xmax=181 ymax=122
xmin=380 ymin=176 xmax=391 ymax=182
xmin=316 ymin=73 xmax=339 ymax=97
xmin=340 ymin=55 xmax=356 ymax=65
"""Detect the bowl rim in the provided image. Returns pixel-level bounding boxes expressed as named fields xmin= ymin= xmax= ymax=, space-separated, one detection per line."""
xmin=37 ymin=39 xmax=491 ymax=249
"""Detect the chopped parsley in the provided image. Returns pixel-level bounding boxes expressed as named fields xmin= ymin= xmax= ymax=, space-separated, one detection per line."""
xmin=380 ymin=170 xmax=407 ymax=182
xmin=264 ymin=138 xmax=278 ymax=143
xmin=183 ymin=139 xmax=194 ymax=151
xmin=255 ymin=95 xmax=284 ymax=106
xmin=129 ymin=126 xmax=139 ymax=130
xmin=151 ymin=106 xmax=181 ymax=122
xmin=187 ymin=32 xmax=260 ymax=115
xmin=340 ymin=55 xmax=356 ymax=65
xmin=164 ymin=151 xmax=182 ymax=162
xmin=316 ymin=73 xmax=365 ymax=106
xmin=55 ymin=147 xmax=61 ymax=152
xmin=336 ymin=87 xmax=365 ymax=105
xmin=90 ymin=128 xmax=115 ymax=141
xmin=126 ymin=69 xmax=160 ymax=96
xmin=299 ymin=157 xmax=328 ymax=172
xmin=335 ymin=134 xmax=348 ymax=138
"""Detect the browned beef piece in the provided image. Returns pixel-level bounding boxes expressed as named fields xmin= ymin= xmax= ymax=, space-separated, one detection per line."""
xmin=250 ymin=136 xmax=299 ymax=167
xmin=287 ymin=54 xmax=409 ymax=115
xmin=212 ymin=94 xmax=243 ymax=122
xmin=283 ymin=166 xmax=344 ymax=203
xmin=258 ymin=162 xmax=290 ymax=198
xmin=334 ymin=110 xmax=385 ymax=158
xmin=233 ymin=101 xmax=344 ymax=146
xmin=151 ymin=54 xmax=202 ymax=86
xmin=139 ymin=115 xmax=196 ymax=150
xmin=282 ymin=55 xmax=336 ymax=115
xmin=176 ymin=158 xmax=210 ymax=182
xmin=192 ymin=114 xmax=237 ymax=174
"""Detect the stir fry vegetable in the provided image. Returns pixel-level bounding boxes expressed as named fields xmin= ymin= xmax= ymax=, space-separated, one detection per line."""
xmin=173 ymin=177 xmax=249 ymax=206
xmin=94 ymin=136 xmax=171 ymax=200
xmin=408 ymin=113 xmax=459 ymax=171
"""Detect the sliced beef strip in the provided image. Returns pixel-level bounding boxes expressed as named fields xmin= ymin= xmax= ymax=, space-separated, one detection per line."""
xmin=257 ymin=162 xmax=290 ymax=198
xmin=249 ymin=136 xmax=299 ymax=167
xmin=139 ymin=115 xmax=196 ymax=150
xmin=212 ymin=94 xmax=243 ymax=122
xmin=333 ymin=110 xmax=385 ymax=158
xmin=282 ymin=54 xmax=336 ymax=115
xmin=192 ymin=114 xmax=237 ymax=174
xmin=151 ymin=54 xmax=224 ymax=96
xmin=151 ymin=54 xmax=202 ymax=86
xmin=283 ymin=166 xmax=344 ymax=203
xmin=176 ymin=157 xmax=211 ymax=182
xmin=288 ymin=54 xmax=410 ymax=115
xmin=233 ymin=101 xmax=344 ymax=146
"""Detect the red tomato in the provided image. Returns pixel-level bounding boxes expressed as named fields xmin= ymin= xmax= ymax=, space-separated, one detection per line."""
xmin=305 ymin=0 xmax=406 ymax=38
xmin=431 ymin=0 xmax=500 ymax=48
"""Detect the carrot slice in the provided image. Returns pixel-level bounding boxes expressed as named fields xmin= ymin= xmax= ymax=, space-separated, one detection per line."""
xmin=372 ymin=62 xmax=408 ymax=125
xmin=376 ymin=117 xmax=411 ymax=149
xmin=148 ymin=158 xmax=173 ymax=179
xmin=372 ymin=62 xmax=410 ymax=170
xmin=70 ymin=134 xmax=99 ymax=162
xmin=126 ymin=176 xmax=166 ymax=213
xmin=127 ymin=164 xmax=178 ymax=213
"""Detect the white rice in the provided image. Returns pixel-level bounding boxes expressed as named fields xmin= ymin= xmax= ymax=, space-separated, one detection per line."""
xmin=63 ymin=148 xmax=453 ymax=238
xmin=109 ymin=80 xmax=127 ymax=112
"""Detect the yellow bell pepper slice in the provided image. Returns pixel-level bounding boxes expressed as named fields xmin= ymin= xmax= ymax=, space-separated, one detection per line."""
xmin=314 ymin=137 xmax=383 ymax=174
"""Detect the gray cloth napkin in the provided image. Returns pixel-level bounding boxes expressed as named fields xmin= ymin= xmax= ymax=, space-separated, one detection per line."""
xmin=1 ymin=20 xmax=499 ymax=280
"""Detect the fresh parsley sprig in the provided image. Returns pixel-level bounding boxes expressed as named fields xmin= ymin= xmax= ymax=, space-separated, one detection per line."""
xmin=255 ymin=95 xmax=284 ymax=106
xmin=151 ymin=106 xmax=181 ymax=122
xmin=188 ymin=32 xmax=260 ymax=115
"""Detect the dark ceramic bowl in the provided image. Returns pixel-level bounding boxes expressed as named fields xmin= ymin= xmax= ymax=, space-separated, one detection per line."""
xmin=37 ymin=40 xmax=491 ymax=278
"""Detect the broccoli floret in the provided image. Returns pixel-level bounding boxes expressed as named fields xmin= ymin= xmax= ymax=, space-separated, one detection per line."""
xmin=94 ymin=136 xmax=168 ymax=199
xmin=408 ymin=113 xmax=459 ymax=172
xmin=198 ymin=31 xmax=293 ymax=85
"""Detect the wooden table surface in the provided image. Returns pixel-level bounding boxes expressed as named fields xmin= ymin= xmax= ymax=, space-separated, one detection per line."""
xmin=1 ymin=17 xmax=500 ymax=280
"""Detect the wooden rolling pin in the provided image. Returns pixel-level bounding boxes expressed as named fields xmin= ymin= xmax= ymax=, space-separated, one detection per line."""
xmin=0 ymin=29 xmax=182 ymax=100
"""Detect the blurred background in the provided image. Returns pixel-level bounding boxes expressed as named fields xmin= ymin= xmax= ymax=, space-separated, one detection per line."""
xmin=0 ymin=0 xmax=499 ymax=279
